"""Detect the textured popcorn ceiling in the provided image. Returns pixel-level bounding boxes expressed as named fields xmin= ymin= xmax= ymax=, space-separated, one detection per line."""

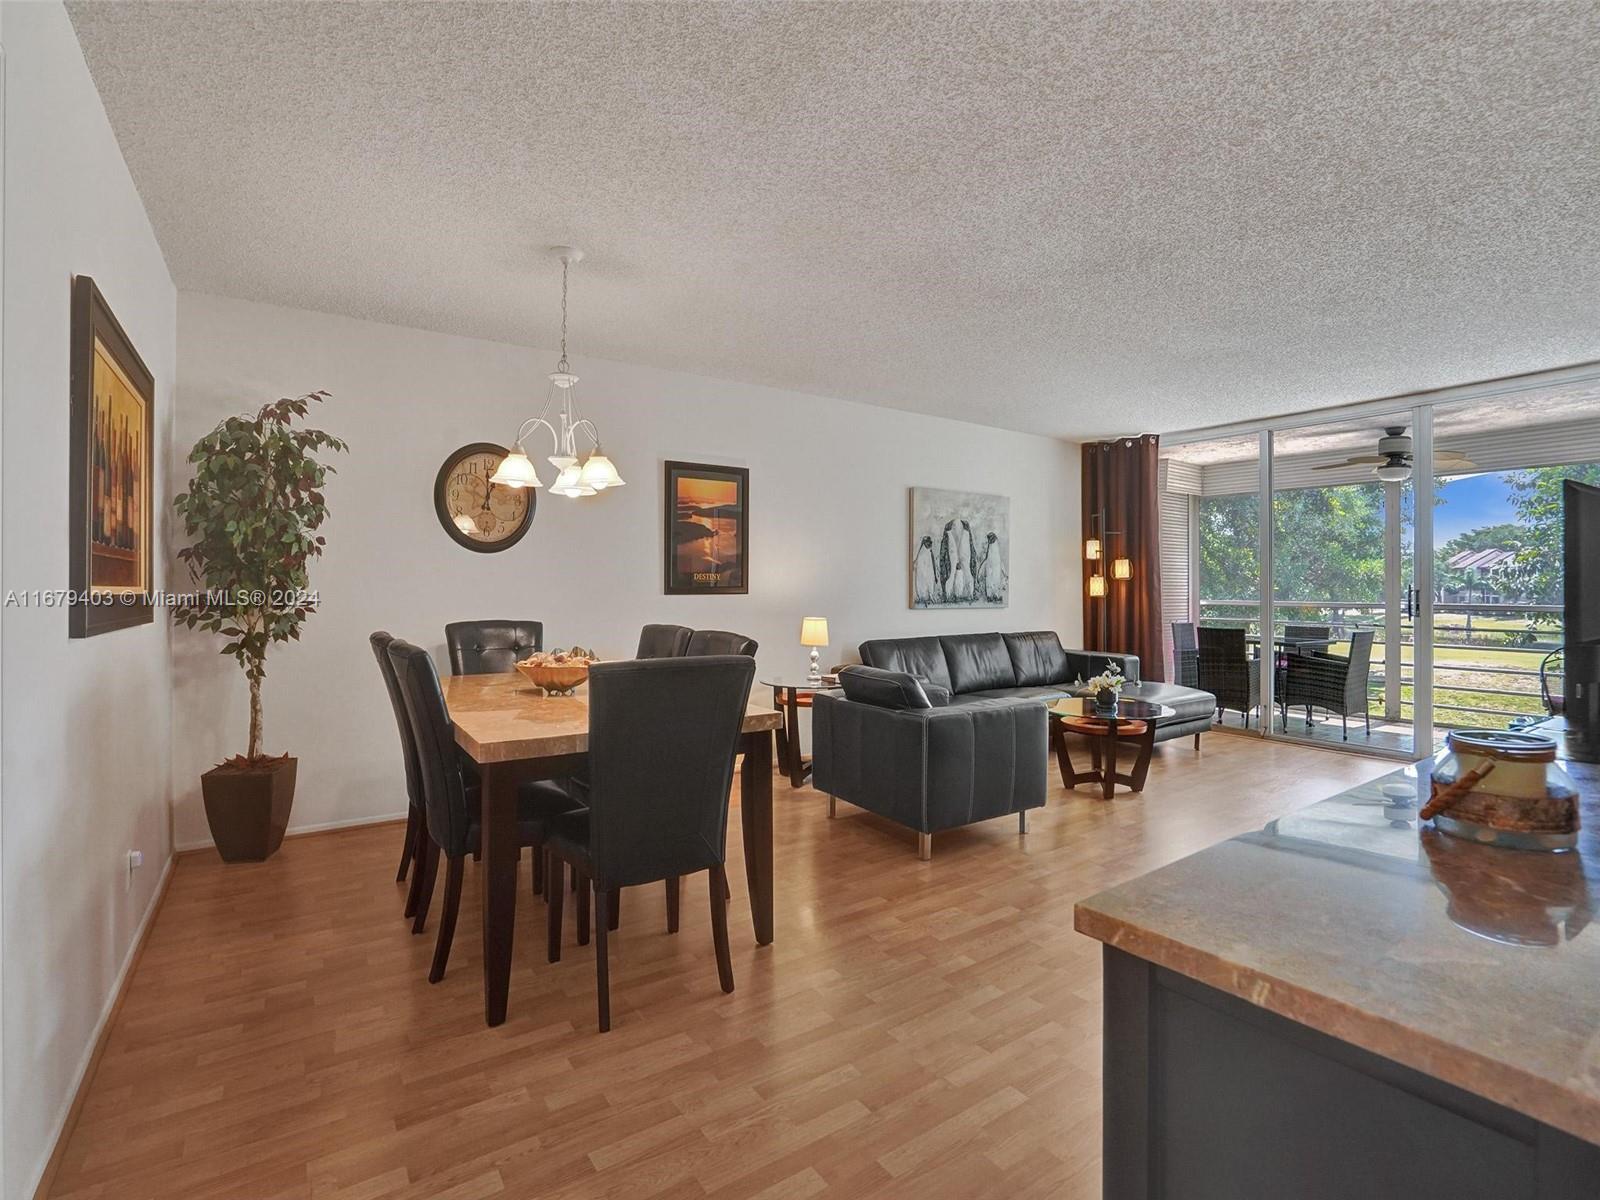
xmin=67 ymin=1 xmax=1600 ymax=440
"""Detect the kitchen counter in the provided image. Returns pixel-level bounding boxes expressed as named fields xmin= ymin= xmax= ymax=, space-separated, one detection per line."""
xmin=1076 ymin=756 xmax=1600 ymax=1200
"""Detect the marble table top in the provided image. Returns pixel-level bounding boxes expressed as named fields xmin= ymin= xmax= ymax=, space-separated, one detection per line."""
xmin=442 ymin=671 xmax=783 ymax=763
xmin=1076 ymin=756 xmax=1600 ymax=1145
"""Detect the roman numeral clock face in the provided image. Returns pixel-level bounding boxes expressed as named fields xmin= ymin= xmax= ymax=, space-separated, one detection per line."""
xmin=433 ymin=443 xmax=536 ymax=552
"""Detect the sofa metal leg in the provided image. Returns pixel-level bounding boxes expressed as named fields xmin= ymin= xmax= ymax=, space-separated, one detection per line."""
xmin=918 ymin=833 xmax=932 ymax=861
xmin=1018 ymin=810 xmax=1028 ymax=836
xmin=827 ymin=794 xmax=837 ymax=819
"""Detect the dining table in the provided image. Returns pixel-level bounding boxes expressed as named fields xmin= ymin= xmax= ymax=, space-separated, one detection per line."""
xmin=1245 ymin=633 xmax=1335 ymax=656
xmin=441 ymin=671 xmax=783 ymax=1027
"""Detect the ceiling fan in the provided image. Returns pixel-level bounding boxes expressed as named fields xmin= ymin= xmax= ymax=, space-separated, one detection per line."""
xmin=1311 ymin=427 xmax=1477 ymax=482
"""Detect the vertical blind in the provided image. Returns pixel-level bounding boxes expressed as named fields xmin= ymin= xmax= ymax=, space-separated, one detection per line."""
xmin=1158 ymin=460 xmax=1199 ymax=679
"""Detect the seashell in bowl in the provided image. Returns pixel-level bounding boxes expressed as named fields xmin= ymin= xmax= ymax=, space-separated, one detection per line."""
xmin=515 ymin=661 xmax=591 ymax=695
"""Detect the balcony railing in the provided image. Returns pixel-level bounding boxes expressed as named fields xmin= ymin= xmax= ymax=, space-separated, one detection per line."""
xmin=1195 ymin=600 xmax=1562 ymax=728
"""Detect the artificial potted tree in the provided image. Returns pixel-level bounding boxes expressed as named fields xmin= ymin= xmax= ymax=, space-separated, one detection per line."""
xmin=173 ymin=391 xmax=347 ymax=862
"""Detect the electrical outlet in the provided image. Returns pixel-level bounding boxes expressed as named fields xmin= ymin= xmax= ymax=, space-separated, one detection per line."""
xmin=127 ymin=849 xmax=144 ymax=890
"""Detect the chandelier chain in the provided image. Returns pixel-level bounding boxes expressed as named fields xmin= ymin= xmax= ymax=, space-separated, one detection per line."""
xmin=558 ymin=258 xmax=570 ymax=371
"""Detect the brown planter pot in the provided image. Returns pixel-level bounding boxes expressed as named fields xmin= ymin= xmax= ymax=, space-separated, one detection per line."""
xmin=201 ymin=756 xmax=297 ymax=862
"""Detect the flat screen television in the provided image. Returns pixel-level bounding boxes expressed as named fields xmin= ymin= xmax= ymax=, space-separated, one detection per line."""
xmin=1563 ymin=479 xmax=1600 ymax=761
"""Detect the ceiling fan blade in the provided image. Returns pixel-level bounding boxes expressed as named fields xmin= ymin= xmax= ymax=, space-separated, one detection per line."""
xmin=1434 ymin=451 xmax=1476 ymax=463
xmin=1312 ymin=456 xmax=1385 ymax=469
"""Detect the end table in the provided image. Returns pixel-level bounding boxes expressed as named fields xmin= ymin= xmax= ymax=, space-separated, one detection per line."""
xmin=760 ymin=678 xmax=833 ymax=788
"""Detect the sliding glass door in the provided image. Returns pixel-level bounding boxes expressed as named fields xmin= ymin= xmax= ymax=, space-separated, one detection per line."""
xmin=1157 ymin=366 xmax=1600 ymax=760
xmin=1159 ymin=412 xmax=1434 ymax=759
xmin=1265 ymin=412 xmax=1429 ymax=757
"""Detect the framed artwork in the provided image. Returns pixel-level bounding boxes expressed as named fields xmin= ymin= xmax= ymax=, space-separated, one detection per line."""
xmin=664 ymin=460 xmax=749 ymax=594
xmin=69 ymin=276 xmax=156 ymax=637
xmin=910 ymin=486 xmax=1009 ymax=609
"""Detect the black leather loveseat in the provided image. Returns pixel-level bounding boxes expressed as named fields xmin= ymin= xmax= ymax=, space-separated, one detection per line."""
xmin=811 ymin=631 xmax=1216 ymax=858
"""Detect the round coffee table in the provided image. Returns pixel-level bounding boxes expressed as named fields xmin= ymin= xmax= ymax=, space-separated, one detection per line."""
xmin=1047 ymin=696 xmax=1176 ymax=800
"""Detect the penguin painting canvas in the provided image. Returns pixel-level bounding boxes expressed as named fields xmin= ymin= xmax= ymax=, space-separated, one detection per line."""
xmin=909 ymin=487 xmax=1009 ymax=609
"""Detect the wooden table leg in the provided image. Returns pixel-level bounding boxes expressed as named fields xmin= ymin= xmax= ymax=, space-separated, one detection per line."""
xmin=1128 ymin=721 xmax=1159 ymax=792
xmin=785 ymin=688 xmax=807 ymax=789
xmin=1100 ymin=729 xmax=1117 ymax=800
xmin=740 ymin=729 xmax=775 ymax=945
xmin=772 ymin=686 xmax=792 ymax=774
xmin=1051 ymin=717 xmax=1073 ymax=789
xmin=479 ymin=761 xmax=518 ymax=1027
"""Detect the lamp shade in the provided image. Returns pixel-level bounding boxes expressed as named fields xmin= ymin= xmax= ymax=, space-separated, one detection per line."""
xmin=1085 ymin=538 xmax=1101 ymax=561
xmin=1112 ymin=557 xmax=1132 ymax=580
xmin=550 ymin=463 xmax=596 ymax=497
xmin=578 ymin=452 xmax=626 ymax=491
xmin=1088 ymin=574 xmax=1106 ymax=598
xmin=800 ymin=616 xmax=829 ymax=647
xmin=489 ymin=449 xmax=541 ymax=489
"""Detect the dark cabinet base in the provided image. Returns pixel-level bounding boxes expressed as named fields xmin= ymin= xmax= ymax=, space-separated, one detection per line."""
xmin=1102 ymin=946 xmax=1600 ymax=1199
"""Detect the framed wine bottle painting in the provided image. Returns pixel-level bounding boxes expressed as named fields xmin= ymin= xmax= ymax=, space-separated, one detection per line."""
xmin=69 ymin=276 xmax=155 ymax=637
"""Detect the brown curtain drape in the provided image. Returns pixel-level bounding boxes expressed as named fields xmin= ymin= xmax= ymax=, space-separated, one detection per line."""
xmin=1082 ymin=435 xmax=1164 ymax=681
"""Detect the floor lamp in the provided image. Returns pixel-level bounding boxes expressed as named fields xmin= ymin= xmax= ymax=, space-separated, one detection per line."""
xmin=1085 ymin=508 xmax=1133 ymax=652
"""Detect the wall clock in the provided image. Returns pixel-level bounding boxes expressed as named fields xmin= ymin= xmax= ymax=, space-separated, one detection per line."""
xmin=434 ymin=442 xmax=536 ymax=552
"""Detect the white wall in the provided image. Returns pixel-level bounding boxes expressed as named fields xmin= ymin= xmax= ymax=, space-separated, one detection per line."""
xmin=0 ymin=5 xmax=176 ymax=1198
xmin=174 ymin=292 xmax=1081 ymax=848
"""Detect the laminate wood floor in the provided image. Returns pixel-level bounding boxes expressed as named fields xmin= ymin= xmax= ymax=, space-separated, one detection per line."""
xmin=47 ymin=733 xmax=1389 ymax=1200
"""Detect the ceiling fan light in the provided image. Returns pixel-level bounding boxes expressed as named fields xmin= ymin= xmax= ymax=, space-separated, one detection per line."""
xmin=1376 ymin=461 xmax=1412 ymax=483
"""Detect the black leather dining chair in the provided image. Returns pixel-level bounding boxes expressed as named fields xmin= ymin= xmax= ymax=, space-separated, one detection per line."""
xmin=387 ymin=639 xmax=583 ymax=981
xmin=371 ymin=631 xmax=427 ymax=912
xmin=685 ymin=629 xmax=759 ymax=657
xmin=444 ymin=620 xmax=543 ymax=675
xmin=543 ymin=655 xmax=756 ymax=1031
xmin=636 ymin=623 xmax=692 ymax=659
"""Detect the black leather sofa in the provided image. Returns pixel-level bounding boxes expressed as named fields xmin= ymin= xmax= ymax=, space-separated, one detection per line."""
xmin=858 ymin=631 xmax=1215 ymax=745
xmin=811 ymin=631 xmax=1216 ymax=858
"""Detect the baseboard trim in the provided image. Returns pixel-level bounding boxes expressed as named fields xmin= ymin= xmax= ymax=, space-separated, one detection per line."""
xmin=175 ymin=809 xmax=407 ymax=855
xmin=28 ymin=852 xmax=177 ymax=1200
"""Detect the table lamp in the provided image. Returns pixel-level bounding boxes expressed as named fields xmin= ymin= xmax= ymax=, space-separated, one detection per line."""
xmin=800 ymin=617 xmax=829 ymax=682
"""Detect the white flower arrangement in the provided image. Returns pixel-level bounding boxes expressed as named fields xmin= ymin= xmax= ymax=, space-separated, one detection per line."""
xmin=1084 ymin=661 xmax=1125 ymax=699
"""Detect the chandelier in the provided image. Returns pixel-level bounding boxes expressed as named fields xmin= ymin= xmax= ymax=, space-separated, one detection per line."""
xmin=490 ymin=247 xmax=625 ymax=497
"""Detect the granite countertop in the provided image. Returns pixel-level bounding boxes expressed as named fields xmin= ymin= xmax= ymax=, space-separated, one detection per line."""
xmin=1075 ymin=756 xmax=1600 ymax=1146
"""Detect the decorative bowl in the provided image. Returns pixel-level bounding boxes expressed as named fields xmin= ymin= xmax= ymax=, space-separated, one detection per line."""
xmin=515 ymin=661 xmax=591 ymax=695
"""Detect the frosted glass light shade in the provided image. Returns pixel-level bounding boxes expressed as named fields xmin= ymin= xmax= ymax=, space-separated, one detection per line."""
xmin=1088 ymin=574 xmax=1106 ymax=598
xmin=800 ymin=617 xmax=829 ymax=647
xmin=1112 ymin=557 xmax=1132 ymax=580
xmin=578 ymin=453 xmax=625 ymax=490
xmin=550 ymin=463 xmax=596 ymax=497
xmin=1085 ymin=538 xmax=1101 ymax=561
xmin=489 ymin=449 xmax=541 ymax=488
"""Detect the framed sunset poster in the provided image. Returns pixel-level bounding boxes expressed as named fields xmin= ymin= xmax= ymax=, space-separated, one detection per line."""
xmin=69 ymin=276 xmax=155 ymax=637
xmin=664 ymin=460 xmax=749 ymax=595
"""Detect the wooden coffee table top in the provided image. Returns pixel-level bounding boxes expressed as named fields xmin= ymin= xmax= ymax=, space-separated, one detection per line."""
xmin=1059 ymin=715 xmax=1149 ymax=737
